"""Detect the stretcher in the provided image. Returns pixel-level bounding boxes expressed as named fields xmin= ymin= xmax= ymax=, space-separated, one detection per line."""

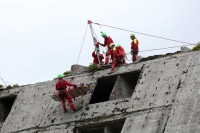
xmin=51 ymin=85 xmax=91 ymax=102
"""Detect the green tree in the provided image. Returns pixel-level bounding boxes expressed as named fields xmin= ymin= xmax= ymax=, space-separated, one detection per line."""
xmin=63 ymin=71 xmax=72 ymax=76
xmin=192 ymin=42 xmax=200 ymax=51
xmin=0 ymin=84 xmax=4 ymax=89
xmin=12 ymin=84 xmax=20 ymax=88
xmin=86 ymin=63 xmax=97 ymax=71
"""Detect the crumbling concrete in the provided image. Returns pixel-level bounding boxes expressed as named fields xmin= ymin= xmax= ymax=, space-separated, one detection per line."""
xmin=1 ymin=50 xmax=200 ymax=133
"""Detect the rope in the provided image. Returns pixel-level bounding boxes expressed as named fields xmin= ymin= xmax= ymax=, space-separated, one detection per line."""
xmin=124 ymin=44 xmax=196 ymax=55
xmin=74 ymin=24 xmax=88 ymax=76
xmin=92 ymin=29 xmax=105 ymax=54
xmin=92 ymin=22 xmax=195 ymax=46
xmin=139 ymin=44 xmax=195 ymax=53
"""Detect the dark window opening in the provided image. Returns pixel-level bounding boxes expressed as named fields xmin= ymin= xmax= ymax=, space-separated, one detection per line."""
xmin=120 ymin=71 xmax=141 ymax=98
xmin=110 ymin=121 xmax=124 ymax=133
xmin=77 ymin=119 xmax=125 ymax=133
xmin=81 ymin=126 xmax=104 ymax=133
xmin=0 ymin=96 xmax=16 ymax=122
xmin=89 ymin=75 xmax=118 ymax=104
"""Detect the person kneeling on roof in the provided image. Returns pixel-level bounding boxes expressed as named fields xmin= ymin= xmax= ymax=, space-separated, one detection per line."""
xmin=92 ymin=48 xmax=104 ymax=65
xmin=108 ymin=44 xmax=126 ymax=74
xmin=56 ymin=74 xmax=78 ymax=113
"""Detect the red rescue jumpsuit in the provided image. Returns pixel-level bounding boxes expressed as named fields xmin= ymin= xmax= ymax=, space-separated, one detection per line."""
xmin=111 ymin=46 xmax=126 ymax=72
xmin=92 ymin=51 xmax=104 ymax=64
xmin=131 ymin=39 xmax=139 ymax=62
xmin=56 ymin=80 xmax=76 ymax=111
xmin=101 ymin=36 xmax=114 ymax=64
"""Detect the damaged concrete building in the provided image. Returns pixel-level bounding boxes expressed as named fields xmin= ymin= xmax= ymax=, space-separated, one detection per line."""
xmin=1 ymin=48 xmax=200 ymax=133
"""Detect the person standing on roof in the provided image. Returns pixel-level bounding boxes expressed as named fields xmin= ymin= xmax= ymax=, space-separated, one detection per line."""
xmin=56 ymin=74 xmax=78 ymax=113
xmin=130 ymin=34 xmax=139 ymax=62
xmin=98 ymin=32 xmax=114 ymax=65
xmin=108 ymin=44 xmax=126 ymax=74
xmin=92 ymin=48 xmax=104 ymax=65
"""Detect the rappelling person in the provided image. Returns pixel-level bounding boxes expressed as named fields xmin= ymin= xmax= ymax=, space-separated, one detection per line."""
xmin=97 ymin=32 xmax=114 ymax=65
xmin=92 ymin=48 xmax=104 ymax=65
xmin=108 ymin=44 xmax=126 ymax=74
xmin=55 ymin=74 xmax=78 ymax=113
xmin=130 ymin=33 xmax=139 ymax=62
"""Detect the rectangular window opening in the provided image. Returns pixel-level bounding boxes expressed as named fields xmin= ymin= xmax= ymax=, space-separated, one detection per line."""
xmin=77 ymin=119 xmax=125 ymax=133
xmin=0 ymin=96 xmax=16 ymax=122
xmin=89 ymin=75 xmax=118 ymax=104
xmin=81 ymin=126 xmax=104 ymax=133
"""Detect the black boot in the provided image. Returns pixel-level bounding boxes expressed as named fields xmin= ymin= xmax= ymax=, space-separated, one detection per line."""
xmin=73 ymin=109 xmax=77 ymax=113
xmin=64 ymin=109 xmax=67 ymax=113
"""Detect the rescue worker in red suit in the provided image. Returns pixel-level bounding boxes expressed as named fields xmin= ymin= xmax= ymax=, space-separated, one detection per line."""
xmin=130 ymin=34 xmax=139 ymax=62
xmin=92 ymin=48 xmax=104 ymax=65
xmin=98 ymin=32 xmax=114 ymax=64
xmin=56 ymin=74 xmax=77 ymax=113
xmin=108 ymin=44 xmax=126 ymax=74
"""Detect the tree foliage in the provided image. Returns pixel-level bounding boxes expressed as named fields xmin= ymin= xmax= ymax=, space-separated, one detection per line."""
xmin=192 ymin=42 xmax=200 ymax=51
xmin=0 ymin=84 xmax=4 ymax=89
xmin=12 ymin=84 xmax=20 ymax=88
xmin=63 ymin=71 xmax=72 ymax=76
xmin=86 ymin=63 xmax=97 ymax=71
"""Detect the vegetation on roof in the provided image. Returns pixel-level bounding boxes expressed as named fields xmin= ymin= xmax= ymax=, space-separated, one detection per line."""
xmin=63 ymin=70 xmax=72 ymax=76
xmin=192 ymin=42 xmax=200 ymax=51
xmin=12 ymin=84 xmax=20 ymax=88
xmin=86 ymin=63 xmax=98 ymax=71
xmin=0 ymin=84 xmax=4 ymax=89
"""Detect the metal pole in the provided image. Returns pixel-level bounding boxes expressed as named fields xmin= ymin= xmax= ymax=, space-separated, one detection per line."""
xmin=88 ymin=23 xmax=101 ymax=64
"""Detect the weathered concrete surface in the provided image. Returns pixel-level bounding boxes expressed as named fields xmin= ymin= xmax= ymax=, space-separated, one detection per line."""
xmin=1 ymin=50 xmax=200 ymax=133
xmin=164 ymin=52 xmax=200 ymax=133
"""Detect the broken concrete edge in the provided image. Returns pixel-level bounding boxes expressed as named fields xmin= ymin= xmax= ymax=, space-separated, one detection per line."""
xmin=1 ymin=50 xmax=193 ymax=96
xmin=0 ymin=49 xmax=194 ymax=99
xmin=0 ymin=47 xmax=193 ymax=93
xmin=71 ymin=47 xmax=192 ymax=74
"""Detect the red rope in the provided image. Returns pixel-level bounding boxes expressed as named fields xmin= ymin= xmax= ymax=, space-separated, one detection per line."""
xmin=139 ymin=44 xmax=194 ymax=52
xmin=74 ymin=24 xmax=88 ymax=75
xmin=92 ymin=22 xmax=195 ymax=48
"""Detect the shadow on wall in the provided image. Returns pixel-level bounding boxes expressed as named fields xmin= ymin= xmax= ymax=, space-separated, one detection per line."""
xmin=0 ymin=96 xmax=16 ymax=123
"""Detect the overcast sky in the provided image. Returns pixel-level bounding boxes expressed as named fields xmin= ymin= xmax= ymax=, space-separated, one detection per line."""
xmin=0 ymin=0 xmax=200 ymax=86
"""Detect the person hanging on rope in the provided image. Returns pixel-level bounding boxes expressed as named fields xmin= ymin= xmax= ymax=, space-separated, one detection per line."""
xmin=97 ymin=32 xmax=114 ymax=65
xmin=108 ymin=44 xmax=126 ymax=74
xmin=92 ymin=48 xmax=104 ymax=65
xmin=56 ymin=74 xmax=78 ymax=113
xmin=130 ymin=33 xmax=139 ymax=62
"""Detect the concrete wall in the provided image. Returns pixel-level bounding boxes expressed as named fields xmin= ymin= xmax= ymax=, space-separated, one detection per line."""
xmin=0 ymin=51 xmax=199 ymax=133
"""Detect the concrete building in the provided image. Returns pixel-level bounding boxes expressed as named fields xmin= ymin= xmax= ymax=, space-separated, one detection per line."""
xmin=1 ymin=48 xmax=200 ymax=133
